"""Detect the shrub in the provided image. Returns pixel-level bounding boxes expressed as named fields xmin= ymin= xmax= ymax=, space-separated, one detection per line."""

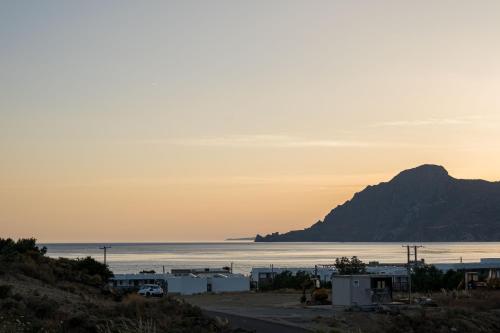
xmin=487 ymin=278 xmax=500 ymax=289
xmin=312 ymin=288 xmax=329 ymax=303
xmin=121 ymin=293 xmax=147 ymax=318
xmin=0 ymin=284 xmax=12 ymax=299
xmin=412 ymin=265 xmax=464 ymax=292
xmin=26 ymin=295 xmax=59 ymax=319
xmin=16 ymin=260 xmax=56 ymax=284
xmin=412 ymin=265 xmax=444 ymax=292
xmin=0 ymin=238 xmax=46 ymax=257
xmin=260 ymin=270 xmax=312 ymax=290
xmin=74 ymin=256 xmax=114 ymax=283
xmin=442 ymin=269 xmax=464 ymax=290
xmin=300 ymin=291 xmax=307 ymax=303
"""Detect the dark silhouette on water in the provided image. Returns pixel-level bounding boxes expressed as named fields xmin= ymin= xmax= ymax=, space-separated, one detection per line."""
xmin=255 ymin=164 xmax=500 ymax=242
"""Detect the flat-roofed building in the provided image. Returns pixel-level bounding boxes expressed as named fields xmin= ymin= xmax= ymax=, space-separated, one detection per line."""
xmin=332 ymin=275 xmax=393 ymax=307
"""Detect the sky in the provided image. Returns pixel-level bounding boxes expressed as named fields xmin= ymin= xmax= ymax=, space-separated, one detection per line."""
xmin=1 ymin=1 xmax=500 ymax=242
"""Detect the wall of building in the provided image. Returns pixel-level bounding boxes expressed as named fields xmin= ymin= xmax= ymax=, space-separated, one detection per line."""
xmin=332 ymin=276 xmax=373 ymax=307
xmin=331 ymin=276 xmax=352 ymax=306
xmin=165 ymin=276 xmax=207 ymax=295
xmin=211 ymin=276 xmax=250 ymax=293
xmin=350 ymin=276 xmax=372 ymax=306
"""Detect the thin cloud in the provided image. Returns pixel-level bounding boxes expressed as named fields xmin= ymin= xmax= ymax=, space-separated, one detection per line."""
xmin=126 ymin=134 xmax=476 ymax=151
xmin=370 ymin=115 xmax=483 ymax=128
xmin=164 ymin=135 xmax=376 ymax=148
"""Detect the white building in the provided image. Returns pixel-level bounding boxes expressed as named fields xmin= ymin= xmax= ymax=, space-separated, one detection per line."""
xmin=209 ymin=273 xmax=250 ymax=293
xmin=110 ymin=273 xmax=168 ymax=289
xmin=434 ymin=258 xmax=500 ymax=277
xmin=332 ymin=275 xmax=393 ymax=307
xmin=250 ymin=265 xmax=409 ymax=291
xmin=165 ymin=274 xmax=208 ymax=295
xmin=110 ymin=270 xmax=249 ymax=295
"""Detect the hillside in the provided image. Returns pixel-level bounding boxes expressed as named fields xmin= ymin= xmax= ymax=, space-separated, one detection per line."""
xmin=0 ymin=238 xmax=239 ymax=333
xmin=255 ymin=165 xmax=500 ymax=242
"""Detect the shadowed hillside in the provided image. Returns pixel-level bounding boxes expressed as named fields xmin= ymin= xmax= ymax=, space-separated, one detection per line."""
xmin=0 ymin=238 xmax=241 ymax=333
xmin=256 ymin=165 xmax=500 ymax=242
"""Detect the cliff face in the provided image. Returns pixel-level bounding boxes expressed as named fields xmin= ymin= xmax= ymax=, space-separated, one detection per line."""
xmin=255 ymin=165 xmax=500 ymax=242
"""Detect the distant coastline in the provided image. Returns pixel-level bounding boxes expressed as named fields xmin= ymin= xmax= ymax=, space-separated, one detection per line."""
xmin=225 ymin=237 xmax=255 ymax=241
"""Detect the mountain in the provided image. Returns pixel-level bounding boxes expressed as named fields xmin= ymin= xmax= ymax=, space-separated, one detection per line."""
xmin=255 ymin=165 xmax=500 ymax=242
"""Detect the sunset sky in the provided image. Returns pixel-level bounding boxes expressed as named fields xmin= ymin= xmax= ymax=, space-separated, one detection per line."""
xmin=1 ymin=1 xmax=500 ymax=242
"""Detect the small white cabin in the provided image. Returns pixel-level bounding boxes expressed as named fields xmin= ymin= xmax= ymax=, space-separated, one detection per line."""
xmin=332 ymin=275 xmax=393 ymax=307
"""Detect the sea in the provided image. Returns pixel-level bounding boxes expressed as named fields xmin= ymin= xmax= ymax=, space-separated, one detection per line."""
xmin=42 ymin=242 xmax=500 ymax=275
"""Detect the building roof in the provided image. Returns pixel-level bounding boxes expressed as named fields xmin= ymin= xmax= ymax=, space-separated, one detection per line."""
xmin=333 ymin=274 xmax=395 ymax=279
xmin=111 ymin=272 xmax=246 ymax=280
xmin=435 ymin=260 xmax=500 ymax=272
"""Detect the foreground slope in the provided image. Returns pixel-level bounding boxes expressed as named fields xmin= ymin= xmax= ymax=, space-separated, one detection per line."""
xmin=256 ymin=165 xmax=500 ymax=242
xmin=0 ymin=238 xmax=238 ymax=333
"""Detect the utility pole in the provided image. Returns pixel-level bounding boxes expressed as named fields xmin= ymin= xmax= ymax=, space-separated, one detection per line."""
xmin=403 ymin=244 xmax=423 ymax=304
xmin=99 ymin=246 xmax=111 ymax=265
xmin=406 ymin=245 xmax=411 ymax=303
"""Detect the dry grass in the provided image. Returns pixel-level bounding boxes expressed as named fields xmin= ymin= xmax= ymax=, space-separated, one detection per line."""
xmin=0 ymin=240 xmax=243 ymax=333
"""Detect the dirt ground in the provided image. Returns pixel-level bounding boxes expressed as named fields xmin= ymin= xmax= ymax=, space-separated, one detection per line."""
xmin=182 ymin=290 xmax=500 ymax=333
xmin=182 ymin=291 xmax=380 ymax=332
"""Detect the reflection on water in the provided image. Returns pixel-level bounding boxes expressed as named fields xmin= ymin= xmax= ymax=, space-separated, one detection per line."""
xmin=44 ymin=242 xmax=500 ymax=274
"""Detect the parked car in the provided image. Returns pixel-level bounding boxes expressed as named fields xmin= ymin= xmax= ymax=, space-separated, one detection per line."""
xmin=138 ymin=284 xmax=164 ymax=297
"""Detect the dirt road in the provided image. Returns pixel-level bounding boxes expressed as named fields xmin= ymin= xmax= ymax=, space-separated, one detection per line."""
xmin=183 ymin=292 xmax=331 ymax=332
xmin=204 ymin=310 xmax=311 ymax=333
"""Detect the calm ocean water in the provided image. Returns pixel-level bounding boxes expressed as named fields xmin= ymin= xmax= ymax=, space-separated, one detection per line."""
xmin=43 ymin=242 xmax=500 ymax=275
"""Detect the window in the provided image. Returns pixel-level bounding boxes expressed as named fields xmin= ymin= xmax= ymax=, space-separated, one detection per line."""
xmin=353 ymin=280 xmax=360 ymax=287
xmin=377 ymin=280 xmax=386 ymax=289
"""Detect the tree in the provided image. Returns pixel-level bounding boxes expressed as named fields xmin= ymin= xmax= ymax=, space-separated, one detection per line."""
xmin=334 ymin=256 xmax=367 ymax=275
xmin=412 ymin=265 xmax=443 ymax=292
